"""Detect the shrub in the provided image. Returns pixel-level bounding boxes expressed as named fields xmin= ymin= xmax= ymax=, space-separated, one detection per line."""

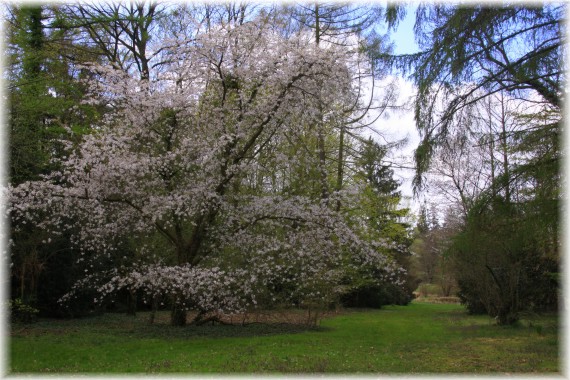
xmin=10 ymin=299 xmax=39 ymax=324
xmin=341 ymin=282 xmax=413 ymax=309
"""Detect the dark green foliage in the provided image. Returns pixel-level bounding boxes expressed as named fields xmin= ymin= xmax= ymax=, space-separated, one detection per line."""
xmin=339 ymin=139 xmax=417 ymax=309
xmin=10 ymin=222 xmax=111 ymax=319
xmin=9 ymin=6 xmax=51 ymax=184
xmin=7 ymin=5 xmax=106 ymax=318
xmin=35 ymin=238 xmax=101 ymax=318
xmin=10 ymin=298 xmax=39 ymax=324
xmin=358 ymin=138 xmax=400 ymax=197
xmin=341 ymin=281 xmax=414 ymax=309
xmin=456 ymin=281 xmax=487 ymax=315
xmin=8 ymin=5 xmax=100 ymax=185
xmin=518 ymin=255 xmax=559 ymax=312
xmin=450 ymin=196 xmax=559 ymax=325
xmin=355 ymin=138 xmax=411 ymax=240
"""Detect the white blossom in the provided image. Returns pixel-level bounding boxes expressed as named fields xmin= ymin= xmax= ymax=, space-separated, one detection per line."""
xmin=9 ymin=17 xmax=405 ymax=314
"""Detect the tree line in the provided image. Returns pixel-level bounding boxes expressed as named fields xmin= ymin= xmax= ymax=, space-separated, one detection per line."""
xmin=6 ymin=2 xmax=563 ymax=326
xmin=400 ymin=3 xmax=562 ymax=324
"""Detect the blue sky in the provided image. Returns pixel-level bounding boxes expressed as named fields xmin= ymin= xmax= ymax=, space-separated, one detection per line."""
xmin=390 ymin=4 xmax=420 ymax=55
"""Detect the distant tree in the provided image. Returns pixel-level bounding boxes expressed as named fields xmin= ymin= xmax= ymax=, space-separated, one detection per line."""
xmin=412 ymin=202 xmax=461 ymax=298
xmin=286 ymin=2 xmax=400 ymax=209
xmin=413 ymin=203 xmax=438 ymax=286
xmin=381 ymin=3 xmax=562 ymax=324
xmin=447 ymin=99 xmax=560 ymax=323
xmin=416 ymin=201 xmax=429 ymax=234
xmin=56 ymin=1 xmax=173 ymax=80
xmin=341 ymin=138 xmax=417 ymax=308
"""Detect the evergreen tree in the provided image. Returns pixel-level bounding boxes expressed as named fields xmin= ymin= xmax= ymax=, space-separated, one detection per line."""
xmin=341 ymin=138 xmax=417 ymax=308
xmin=383 ymin=4 xmax=563 ymax=190
xmin=7 ymin=4 xmax=103 ymax=314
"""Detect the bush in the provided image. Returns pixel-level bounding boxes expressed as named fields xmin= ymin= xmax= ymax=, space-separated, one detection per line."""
xmin=341 ymin=282 xmax=413 ymax=309
xmin=456 ymin=281 xmax=487 ymax=314
xmin=10 ymin=298 xmax=39 ymax=324
xmin=450 ymin=198 xmax=559 ymax=324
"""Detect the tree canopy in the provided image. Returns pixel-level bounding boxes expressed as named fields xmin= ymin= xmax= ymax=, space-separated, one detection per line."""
xmin=390 ymin=2 xmax=563 ymax=324
xmin=387 ymin=4 xmax=564 ymax=190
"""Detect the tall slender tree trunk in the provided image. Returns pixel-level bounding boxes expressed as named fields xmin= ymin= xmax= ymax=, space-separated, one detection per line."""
xmin=499 ymin=93 xmax=510 ymax=203
xmin=487 ymin=97 xmax=497 ymax=198
xmin=126 ymin=289 xmax=137 ymax=316
xmin=149 ymin=296 xmax=158 ymax=324
xmin=335 ymin=126 xmax=345 ymax=211
xmin=317 ymin=126 xmax=329 ymax=205
xmin=314 ymin=3 xmax=330 ymax=206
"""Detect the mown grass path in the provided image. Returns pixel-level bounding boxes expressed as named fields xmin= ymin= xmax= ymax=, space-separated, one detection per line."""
xmin=9 ymin=302 xmax=559 ymax=374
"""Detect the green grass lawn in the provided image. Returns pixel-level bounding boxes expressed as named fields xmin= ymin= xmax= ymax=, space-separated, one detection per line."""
xmin=9 ymin=302 xmax=559 ymax=374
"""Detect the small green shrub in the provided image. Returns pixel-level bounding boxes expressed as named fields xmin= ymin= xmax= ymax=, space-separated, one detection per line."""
xmin=10 ymin=299 xmax=39 ymax=324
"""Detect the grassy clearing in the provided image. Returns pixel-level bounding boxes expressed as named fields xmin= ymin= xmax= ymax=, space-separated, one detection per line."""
xmin=9 ymin=302 xmax=559 ymax=374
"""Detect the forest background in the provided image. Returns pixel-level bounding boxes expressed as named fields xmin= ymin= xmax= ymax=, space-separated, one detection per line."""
xmin=2 ymin=0 xmax=563 ymax=342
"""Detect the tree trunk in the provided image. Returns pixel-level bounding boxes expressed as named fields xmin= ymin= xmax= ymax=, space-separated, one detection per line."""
xmin=126 ymin=289 xmax=137 ymax=316
xmin=487 ymin=97 xmax=497 ymax=198
xmin=314 ymin=3 xmax=330 ymax=207
xmin=496 ymin=307 xmax=518 ymax=325
xmin=171 ymin=304 xmax=187 ymax=326
xmin=149 ymin=296 xmax=158 ymax=324
xmin=499 ymin=92 xmax=510 ymax=202
xmin=335 ymin=126 xmax=345 ymax=211
xmin=317 ymin=128 xmax=329 ymax=205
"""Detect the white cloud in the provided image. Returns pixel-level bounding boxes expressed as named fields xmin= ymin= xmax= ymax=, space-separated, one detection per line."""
xmin=368 ymin=76 xmax=420 ymax=210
